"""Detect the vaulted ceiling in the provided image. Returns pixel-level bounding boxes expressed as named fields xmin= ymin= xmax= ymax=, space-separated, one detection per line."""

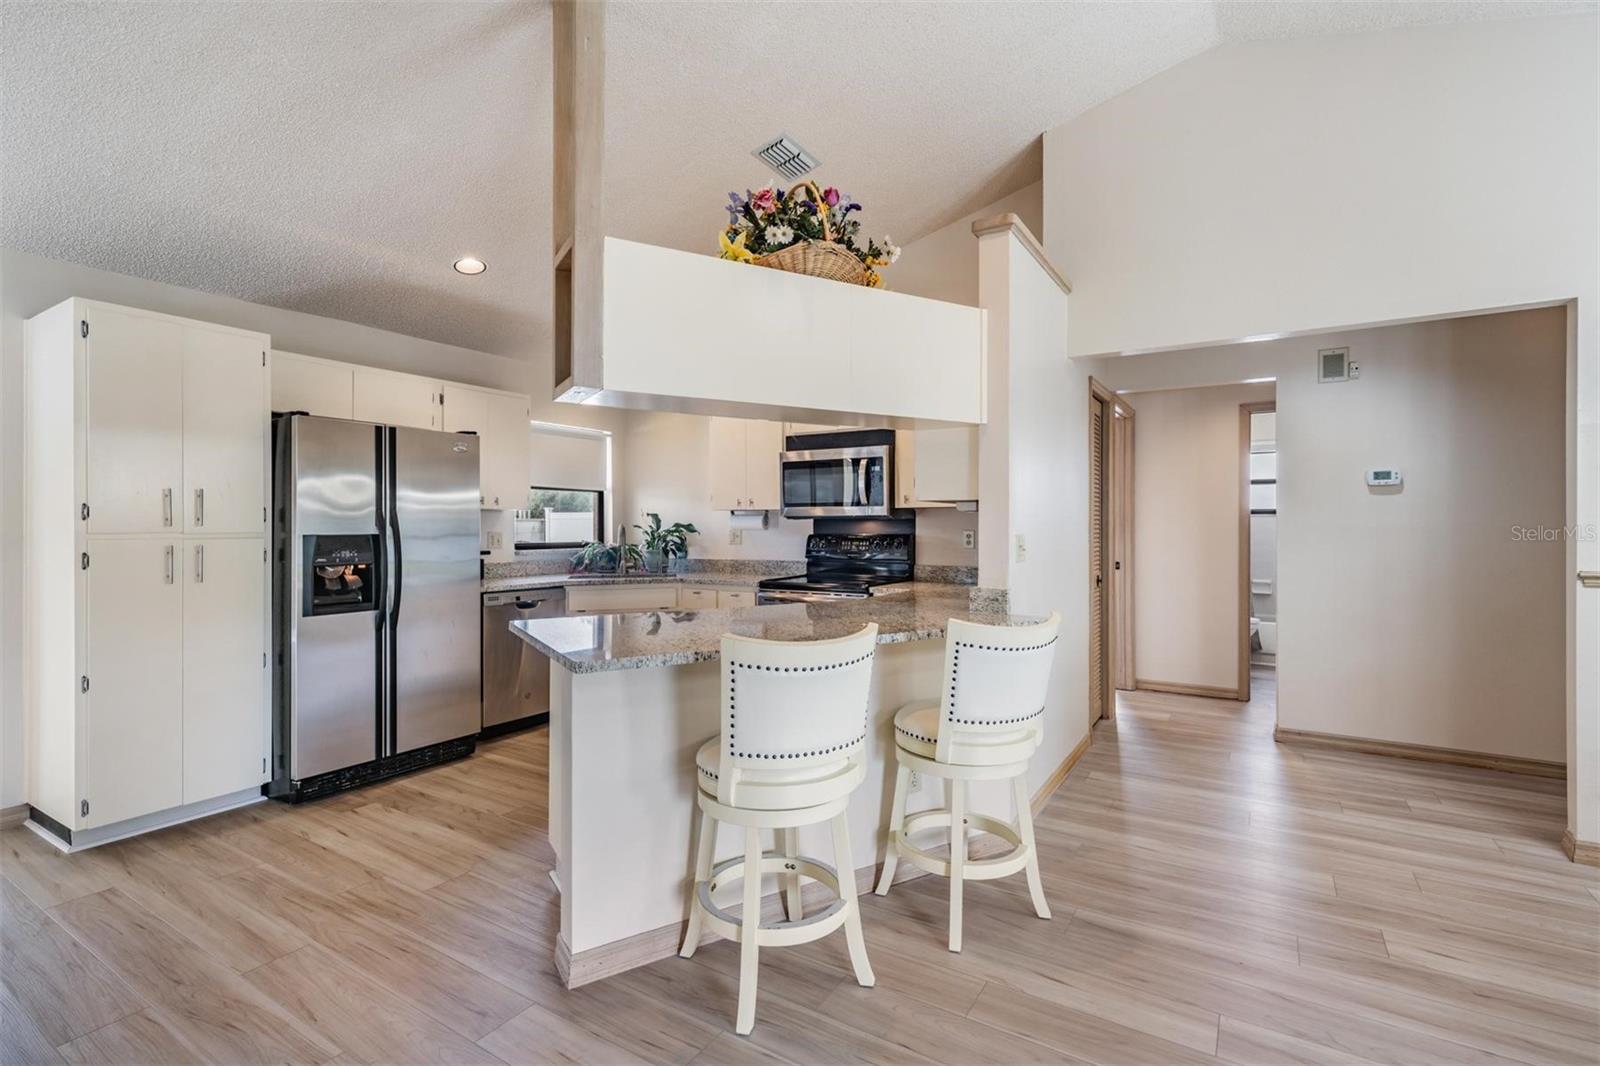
xmin=2 ymin=1 xmax=1588 ymax=360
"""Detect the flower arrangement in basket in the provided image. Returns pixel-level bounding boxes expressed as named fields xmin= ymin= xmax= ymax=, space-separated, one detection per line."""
xmin=718 ymin=180 xmax=901 ymax=288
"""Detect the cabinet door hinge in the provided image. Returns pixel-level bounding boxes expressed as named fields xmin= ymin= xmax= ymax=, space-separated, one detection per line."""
xmin=80 ymin=502 xmax=90 ymax=521
xmin=80 ymin=799 xmax=89 ymax=817
xmin=80 ymin=552 xmax=90 ymax=570
xmin=80 ymin=320 xmax=89 ymax=339
xmin=80 ymin=675 xmax=89 ymax=693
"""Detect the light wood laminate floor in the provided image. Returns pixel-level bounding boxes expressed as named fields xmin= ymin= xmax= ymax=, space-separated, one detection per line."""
xmin=4 ymin=672 xmax=1597 ymax=1064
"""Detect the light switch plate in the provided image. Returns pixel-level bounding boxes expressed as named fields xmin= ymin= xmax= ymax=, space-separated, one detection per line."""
xmin=728 ymin=529 xmax=743 ymax=546
xmin=1014 ymin=533 xmax=1027 ymax=562
xmin=486 ymin=531 xmax=504 ymax=550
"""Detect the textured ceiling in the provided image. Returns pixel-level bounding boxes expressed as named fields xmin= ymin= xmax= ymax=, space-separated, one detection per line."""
xmin=2 ymin=0 xmax=1591 ymax=361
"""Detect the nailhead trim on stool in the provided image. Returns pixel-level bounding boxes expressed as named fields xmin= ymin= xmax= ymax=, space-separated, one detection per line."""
xmin=726 ymin=653 xmax=873 ymax=758
xmin=950 ymin=636 xmax=1057 ymax=724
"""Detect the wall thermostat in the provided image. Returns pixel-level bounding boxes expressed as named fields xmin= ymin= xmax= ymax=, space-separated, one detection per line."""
xmin=1365 ymin=468 xmax=1402 ymax=487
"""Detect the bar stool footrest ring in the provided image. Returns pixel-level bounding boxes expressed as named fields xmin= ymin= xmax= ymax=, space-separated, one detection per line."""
xmin=693 ymin=852 xmax=850 ymax=947
xmin=890 ymin=810 xmax=1031 ymax=880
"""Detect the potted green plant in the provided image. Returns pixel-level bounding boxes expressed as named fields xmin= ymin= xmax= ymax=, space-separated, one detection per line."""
xmin=634 ymin=513 xmax=699 ymax=574
xmin=571 ymin=540 xmax=642 ymax=575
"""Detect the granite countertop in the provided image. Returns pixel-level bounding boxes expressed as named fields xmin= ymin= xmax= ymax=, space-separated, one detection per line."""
xmin=481 ymin=572 xmax=768 ymax=594
xmin=508 ymin=584 xmax=1034 ymax=674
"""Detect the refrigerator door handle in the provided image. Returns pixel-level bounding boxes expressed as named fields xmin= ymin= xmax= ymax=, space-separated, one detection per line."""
xmin=379 ymin=425 xmax=397 ymax=758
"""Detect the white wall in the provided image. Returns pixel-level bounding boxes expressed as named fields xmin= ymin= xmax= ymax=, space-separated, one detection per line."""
xmin=1128 ymin=383 xmax=1274 ymax=692
xmin=889 ymin=182 xmax=1041 ymax=307
xmin=1099 ymin=309 xmax=1569 ymax=763
xmin=0 ymin=248 xmax=624 ymax=808
xmin=976 ymin=227 xmax=1091 ymax=790
xmin=1043 ymin=14 xmax=1598 ymax=840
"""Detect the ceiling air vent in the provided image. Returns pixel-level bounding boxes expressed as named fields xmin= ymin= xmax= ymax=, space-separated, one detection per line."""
xmin=752 ymin=135 xmax=819 ymax=181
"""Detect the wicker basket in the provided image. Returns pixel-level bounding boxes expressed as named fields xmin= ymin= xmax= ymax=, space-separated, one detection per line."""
xmin=749 ymin=181 xmax=872 ymax=286
xmin=754 ymin=240 xmax=870 ymax=285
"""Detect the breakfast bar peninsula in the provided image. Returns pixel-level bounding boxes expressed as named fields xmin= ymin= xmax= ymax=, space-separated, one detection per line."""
xmin=509 ymin=585 xmax=1040 ymax=987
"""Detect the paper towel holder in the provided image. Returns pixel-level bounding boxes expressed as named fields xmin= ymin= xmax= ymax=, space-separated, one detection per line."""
xmin=729 ymin=509 xmax=769 ymax=530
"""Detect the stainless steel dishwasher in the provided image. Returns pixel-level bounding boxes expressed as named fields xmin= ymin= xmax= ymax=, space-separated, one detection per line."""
xmin=482 ymin=587 xmax=567 ymax=734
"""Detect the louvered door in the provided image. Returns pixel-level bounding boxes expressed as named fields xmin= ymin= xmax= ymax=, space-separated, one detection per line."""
xmin=1090 ymin=395 xmax=1108 ymax=721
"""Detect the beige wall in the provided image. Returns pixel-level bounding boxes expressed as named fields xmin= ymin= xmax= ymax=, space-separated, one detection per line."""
xmin=1128 ymin=383 xmax=1273 ymax=692
xmin=1041 ymin=13 xmax=1596 ymax=839
xmin=1100 ymin=309 xmax=1568 ymax=763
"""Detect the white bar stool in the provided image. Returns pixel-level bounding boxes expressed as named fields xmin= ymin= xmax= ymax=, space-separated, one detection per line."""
xmin=679 ymin=623 xmax=880 ymax=1035
xmin=874 ymin=612 xmax=1062 ymax=952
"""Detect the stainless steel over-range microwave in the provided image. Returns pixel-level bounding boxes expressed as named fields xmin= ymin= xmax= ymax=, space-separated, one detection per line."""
xmin=779 ymin=432 xmax=893 ymax=518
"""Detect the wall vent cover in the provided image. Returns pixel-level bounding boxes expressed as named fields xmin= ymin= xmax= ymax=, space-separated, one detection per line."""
xmin=752 ymin=135 xmax=820 ymax=181
xmin=1317 ymin=347 xmax=1350 ymax=383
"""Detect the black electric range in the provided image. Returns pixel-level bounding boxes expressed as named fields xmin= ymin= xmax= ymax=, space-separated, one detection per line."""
xmin=757 ymin=519 xmax=913 ymax=604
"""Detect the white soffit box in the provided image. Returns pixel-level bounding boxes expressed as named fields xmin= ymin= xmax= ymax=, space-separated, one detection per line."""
xmin=586 ymin=238 xmax=986 ymax=427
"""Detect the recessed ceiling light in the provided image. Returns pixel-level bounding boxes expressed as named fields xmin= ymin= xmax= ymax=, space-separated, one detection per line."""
xmin=453 ymin=256 xmax=487 ymax=275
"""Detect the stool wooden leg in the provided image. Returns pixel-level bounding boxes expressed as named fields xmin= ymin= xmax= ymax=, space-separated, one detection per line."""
xmin=948 ymin=779 xmax=966 ymax=953
xmin=680 ymin=808 xmax=716 ymax=958
xmin=830 ymin=812 xmax=875 ymax=988
xmin=874 ymin=762 xmax=909 ymax=896
xmin=1012 ymin=773 xmax=1051 ymax=920
xmin=735 ymin=826 xmax=763 ymax=1035
xmin=781 ymin=827 xmax=803 ymax=922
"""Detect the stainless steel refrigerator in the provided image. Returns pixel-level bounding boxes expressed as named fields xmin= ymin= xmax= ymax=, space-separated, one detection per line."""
xmin=270 ymin=414 xmax=481 ymax=800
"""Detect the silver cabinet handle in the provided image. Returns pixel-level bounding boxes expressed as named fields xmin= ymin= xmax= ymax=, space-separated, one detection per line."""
xmin=164 ymin=545 xmax=174 ymax=585
xmin=194 ymin=544 xmax=204 ymax=583
xmin=162 ymin=488 xmax=172 ymax=527
xmin=194 ymin=488 xmax=204 ymax=527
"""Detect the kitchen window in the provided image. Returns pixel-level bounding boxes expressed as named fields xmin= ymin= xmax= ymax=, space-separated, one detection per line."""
xmin=516 ymin=488 xmax=603 ymax=548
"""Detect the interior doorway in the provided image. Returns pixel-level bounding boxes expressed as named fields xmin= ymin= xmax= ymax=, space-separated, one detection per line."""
xmin=1238 ymin=402 xmax=1275 ymax=704
xmin=1088 ymin=378 xmax=1133 ymax=723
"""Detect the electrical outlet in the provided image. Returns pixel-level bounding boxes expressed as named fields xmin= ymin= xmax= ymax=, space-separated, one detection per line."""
xmin=961 ymin=530 xmax=976 ymax=550
xmin=1014 ymin=533 xmax=1027 ymax=562
xmin=908 ymin=771 xmax=923 ymax=794
xmin=728 ymin=529 xmax=743 ymax=546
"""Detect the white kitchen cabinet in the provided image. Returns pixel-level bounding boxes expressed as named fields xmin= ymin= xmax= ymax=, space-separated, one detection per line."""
xmin=482 ymin=391 xmax=531 ymax=510
xmin=270 ymin=351 xmax=353 ymax=418
xmin=678 ymin=586 xmax=717 ymax=610
xmin=182 ymin=537 xmax=269 ymax=805
xmin=567 ymin=584 xmax=680 ymax=614
xmin=85 ymin=305 xmax=185 ymax=534
xmin=353 ymin=367 xmax=439 ymax=429
xmin=718 ymin=589 xmax=756 ymax=609
xmin=441 ymin=383 xmax=489 ymax=434
xmin=911 ymin=426 xmax=980 ymax=503
xmin=184 ymin=331 xmax=269 ymax=533
xmin=744 ymin=420 xmax=782 ymax=510
xmin=894 ymin=430 xmax=952 ymax=509
xmin=707 ymin=417 xmax=781 ymax=510
xmin=83 ymin=537 xmax=185 ymax=828
xmin=23 ymin=298 xmax=272 ymax=845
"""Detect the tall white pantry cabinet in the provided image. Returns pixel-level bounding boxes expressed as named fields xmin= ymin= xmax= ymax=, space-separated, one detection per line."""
xmin=23 ymin=299 xmax=271 ymax=846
